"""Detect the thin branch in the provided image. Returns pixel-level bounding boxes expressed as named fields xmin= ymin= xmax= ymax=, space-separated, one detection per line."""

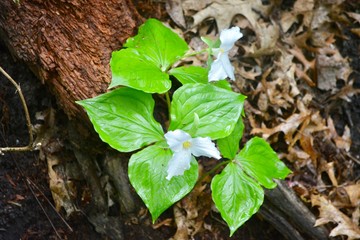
xmin=0 ymin=66 xmax=34 ymax=153
xmin=2 ymin=132 xmax=73 ymax=236
xmin=26 ymin=178 xmax=63 ymax=239
xmin=27 ymin=178 xmax=73 ymax=232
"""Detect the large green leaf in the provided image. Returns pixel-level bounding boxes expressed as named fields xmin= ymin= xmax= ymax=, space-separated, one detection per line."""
xmin=125 ymin=18 xmax=189 ymax=71
xmin=128 ymin=144 xmax=198 ymax=221
xmin=77 ymin=87 xmax=164 ymax=152
xmin=109 ymin=49 xmax=171 ymax=93
xmin=217 ymin=117 xmax=245 ymax=160
xmin=211 ymin=162 xmax=264 ymax=236
xmin=212 ymin=80 xmax=232 ymax=91
xmin=169 ymin=83 xmax=246 ymax=139
xmin=235 ymin=137 xmax=292 ymax=189
xmin=169 ymin=66 xmax=208 ymax=85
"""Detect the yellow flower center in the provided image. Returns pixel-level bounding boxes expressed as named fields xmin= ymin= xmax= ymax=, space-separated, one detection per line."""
xmin=182 ymin=141 xmax=192 ymax=149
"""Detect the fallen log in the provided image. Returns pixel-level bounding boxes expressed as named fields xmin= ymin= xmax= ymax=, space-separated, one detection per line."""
xmin=0 ymin=0 xmax=143 ymax=119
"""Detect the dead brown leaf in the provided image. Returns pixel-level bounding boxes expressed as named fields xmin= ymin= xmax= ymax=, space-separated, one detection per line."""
xmin=190 ymin=0 xmax=267 ymax=30
xmin=346 ymin=12 xmax=360 ymax=23
xmin=327 ymin=117 xmax=351 ymax=152
xmin=344 ymin=184 xmax=360 ymax=207
xmin=166 ymin=0 xmax=186 ymax=28
xmin=312 ymin=194 xmax=360 ymax=240
xmin=316 ymin=46 xmax=351 ymax=92
xmin=172 ymin=166 xmax=213 ymax=239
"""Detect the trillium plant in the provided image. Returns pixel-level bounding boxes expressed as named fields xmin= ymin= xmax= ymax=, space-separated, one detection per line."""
xmin=77 ymin=18 xmax=291 ymax=236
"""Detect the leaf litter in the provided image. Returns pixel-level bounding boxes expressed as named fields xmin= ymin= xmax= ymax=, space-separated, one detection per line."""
xmin=166 ymin=0 xmax=360 ymax=239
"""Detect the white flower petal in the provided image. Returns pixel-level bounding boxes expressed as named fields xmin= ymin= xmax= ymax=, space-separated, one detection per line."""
xmin=220 ymin=26 xmax=243 ymax=52
xmin=165 ymin=129 xmax=191 ymax=152
xmin=220 ymin=54 xmax=235 ymax=80
xmin=166 ymin=150 xmax=192 ymax=180
xmin=208 ymin=58 xmax=228 ymax=81
xmin=191 ymin=137 xmax=221 ymax=159
xmin=212 ymin=48 xmax=221 ymax=56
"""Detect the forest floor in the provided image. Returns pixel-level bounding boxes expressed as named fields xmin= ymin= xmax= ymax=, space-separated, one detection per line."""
xmin=1 ymin=0 xmax=360 ymax=239
xmin=0 ymin=42 xmax=284 ymax=240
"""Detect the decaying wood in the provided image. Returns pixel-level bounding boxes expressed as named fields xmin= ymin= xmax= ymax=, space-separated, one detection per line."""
xmin=0 ymin=0 xmax=144 ymax=119
xmin=260 ymin=180 xmax=329 ymax=240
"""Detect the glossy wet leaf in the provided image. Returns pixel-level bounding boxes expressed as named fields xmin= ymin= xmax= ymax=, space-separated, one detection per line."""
xmin=235 ymin=137 xmax=292 ymax=189
xmin=211 ymin=162 xmax=264 ymax=236
xmin=109 ymin=49 xmax=171 ymax=93
xmin=169 ymin=66 xmax=208 ymax=85
xmin=169 ymin=83 xmax=246 ymax=140
xmin=125 ymin=18 xmax=189 ymax=71
xmin=77 ymin=87 xmax=164 ymax=152
xmin=217 ymin=117 xmax=244 ymax=160
xmin=212 ymin=79 xmax=232 ymax=91
xmin=128 ymin=144 xmax=198 ymax=221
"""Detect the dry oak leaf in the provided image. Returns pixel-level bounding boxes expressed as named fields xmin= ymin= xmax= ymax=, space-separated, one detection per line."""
xmin=344 ymin=184 xmax=360 ymax=208
xmin=311 ymin=194 xmax=360 ymax=240
xmin=251 ymin=111 xmax=308 ymax=142
xmin=327 ymin=117 xmax=351 ymax=152
xmin=316 ymin=45 xmax=351 ymax=92
xmin=172 ymin=166 xmax=212 ymax=239
xmin=251 ymin=99 xmax=314 ymax=144
xmin=190 ymin=0 xmax=269 ymax=31
xmin=346 ymin=12 xmax=360 ymax=24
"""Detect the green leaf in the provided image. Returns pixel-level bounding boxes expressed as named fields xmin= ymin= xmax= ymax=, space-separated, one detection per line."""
xmin=217 ymin=118 xmax=245 ymax=160
xmin=109 ymin=49 xmax=171 ymax=93
xmin=169 ymin=83 xmax=246 ymax=139
xmin=211 ymin=162 xmax=264 ymax=236
xmin=77 ymin=87 xmax=164 ymax=152
xmin=235 ymin=137 xmax=292 ymax=189
xmin=128 ymin=144 xmax=198 ymax=221
xmin=169 ymin=66 xmax=208 ymax=85
xmin=125 ymin=18 xmax=189 ymax=71
xmin=212 ymin=80 xmax=232 ymax=91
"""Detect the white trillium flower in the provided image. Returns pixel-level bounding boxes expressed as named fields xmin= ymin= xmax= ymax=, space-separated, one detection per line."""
xmin=164 ymin=129 xmax=221 ymax=180
xmin=208 ymin=26 xmax=243 ymax=82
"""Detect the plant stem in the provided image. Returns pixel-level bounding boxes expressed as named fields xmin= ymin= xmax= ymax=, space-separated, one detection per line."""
xmin=165 ymin=91 xmax=171 ymax=119
xmin=183 ymin=48 xmax=208 ymax=58
xmin=198 ymin=160 xmax=230 ymax=183
xmin=0 ymin=66 xmax=34 ymax=153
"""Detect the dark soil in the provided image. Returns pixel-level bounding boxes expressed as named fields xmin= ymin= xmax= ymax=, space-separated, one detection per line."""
xmin=0 ymin=43 xmax=104 ymax=240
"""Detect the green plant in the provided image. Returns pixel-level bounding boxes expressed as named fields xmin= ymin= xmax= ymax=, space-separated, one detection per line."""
xmin=77 ymin=18 xmax=291 ymax=236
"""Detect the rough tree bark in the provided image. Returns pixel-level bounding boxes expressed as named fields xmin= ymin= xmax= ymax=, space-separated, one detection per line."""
xmin=0 ymin=0 xmax=143 ymax=119
xmin=0 ymin=1 xmax=330 ymax=239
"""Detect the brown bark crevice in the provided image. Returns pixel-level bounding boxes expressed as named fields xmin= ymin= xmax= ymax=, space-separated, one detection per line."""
xmin=0 ymin=0 xmax=144 ymax=118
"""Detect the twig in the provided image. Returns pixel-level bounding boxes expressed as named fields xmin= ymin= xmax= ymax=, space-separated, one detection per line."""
xmin=26 ymin=178 xmax=63 ymax=239
xmin=27 ymin=178 xmax=73 ymax=232
xmin=0 ymin=66 xmax=34 ymax=153
xmin=1 ymin=132 xmax=73 ymax=237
